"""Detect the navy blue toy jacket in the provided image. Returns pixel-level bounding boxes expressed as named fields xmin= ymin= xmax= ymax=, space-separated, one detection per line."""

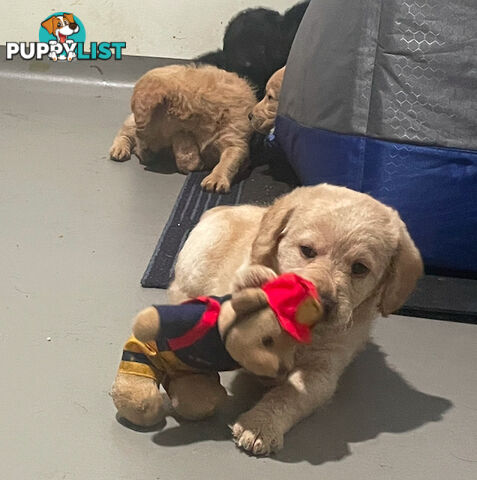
xmin=118 ymin=296 xmax=239 ymax=382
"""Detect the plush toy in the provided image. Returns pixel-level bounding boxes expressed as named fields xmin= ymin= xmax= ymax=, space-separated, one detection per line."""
xmin=111 ymin=273 xmax=323 ymax=426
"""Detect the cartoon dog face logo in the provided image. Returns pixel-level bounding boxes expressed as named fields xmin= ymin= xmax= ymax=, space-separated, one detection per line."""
xmin=41 ymin=13 xmax=79 ymax=43
xmin=40 ymin=13 xmax=81 ymax=61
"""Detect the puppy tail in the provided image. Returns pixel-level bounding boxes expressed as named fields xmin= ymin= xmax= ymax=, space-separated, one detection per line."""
xmin=132 ymin=307 xmax=161 ymax=342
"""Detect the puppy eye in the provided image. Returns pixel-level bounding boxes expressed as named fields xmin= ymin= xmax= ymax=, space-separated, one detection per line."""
xmin=267 ymin=94 xmax=273 ymax=101
xmin=351 ymin=262 xmax=369 ymax=276
xmin=300 ymin=245 xmax=317 ymax=259
xmin=57 ymin=22 xmax=61 ymax=27
xmin=262 ymin=336 xmax=274 ymax=348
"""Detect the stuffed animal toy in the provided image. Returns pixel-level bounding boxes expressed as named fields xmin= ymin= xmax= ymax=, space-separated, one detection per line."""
xmin=111 ymin=273 xmax=323 ymax=426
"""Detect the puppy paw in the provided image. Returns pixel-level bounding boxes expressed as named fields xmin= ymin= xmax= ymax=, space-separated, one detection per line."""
xmin=200 ymin=173 xmax=231 ymax=193
xmin=232 ymin=411 xmax=283 ymax=456
xmin=109 ymin=140 xmax=131 ymax=162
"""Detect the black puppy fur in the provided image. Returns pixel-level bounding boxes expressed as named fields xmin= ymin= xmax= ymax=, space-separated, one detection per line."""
xmin=196 ymin=1 xmax=309 ymax=97
xmin=282 ymin=1 xmax=310 ymax=53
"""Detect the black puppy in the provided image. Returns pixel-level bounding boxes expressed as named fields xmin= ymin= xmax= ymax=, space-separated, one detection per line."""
xmin=282 ymin=1 xmax=310 ymax=53
xmin=196 ymin=1 xmax=309 ymax=96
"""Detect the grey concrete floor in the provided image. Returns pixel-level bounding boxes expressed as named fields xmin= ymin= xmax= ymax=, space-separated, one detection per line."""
xmin=1 ymin=56 xmax=476 ymax=480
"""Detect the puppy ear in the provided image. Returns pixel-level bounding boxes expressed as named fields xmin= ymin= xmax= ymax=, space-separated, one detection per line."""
xmin=379 ymin=220 xmax=423 ymax=316
xmin=63 ymin=13 xmax=75 ymax=24
xmin=131 ymin=86 xmax=166 ymax=130
xmin=231 ymin=288 xmax=269 ymax=317
xmin=41 ymin=16 xmax=56 ymax=35
xmin=165 ymin=92 xmax=194 ymax=121
xmin=251 ymin=196 xmax=294 ymax=269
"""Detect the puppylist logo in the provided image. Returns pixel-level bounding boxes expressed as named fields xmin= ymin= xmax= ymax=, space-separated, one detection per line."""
xmin=6 ymin=12 xmax=126 ymax=62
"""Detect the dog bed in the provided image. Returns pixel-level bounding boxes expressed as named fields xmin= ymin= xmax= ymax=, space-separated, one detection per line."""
xmin=275 ymin=0 xmax=477 ymax=276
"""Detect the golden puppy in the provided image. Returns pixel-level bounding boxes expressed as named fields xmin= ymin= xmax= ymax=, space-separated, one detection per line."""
xmin=169 ymin=184 xmax=423 ymax=455
xmin=249 ymin=66 xmax=285 ymax=134
xmin=110 ymin=65 xmax=256 ymax=193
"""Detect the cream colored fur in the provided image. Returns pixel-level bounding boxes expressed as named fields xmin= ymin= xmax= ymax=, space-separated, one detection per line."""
xmin=109 ymin=64 xmax=256 ymax=193
xmin=170 ymin=184 xmax=423 ymax=455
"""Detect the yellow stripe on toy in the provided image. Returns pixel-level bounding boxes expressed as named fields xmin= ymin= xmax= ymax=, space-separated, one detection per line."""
xmin=118 ymin=360 xmax=159 ymax=381
xmin=123 ymin=336 xmax=158 ymax=356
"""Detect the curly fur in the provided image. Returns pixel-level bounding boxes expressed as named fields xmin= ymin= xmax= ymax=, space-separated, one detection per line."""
xmin=110 ymin=64 xmax=256 ymax=193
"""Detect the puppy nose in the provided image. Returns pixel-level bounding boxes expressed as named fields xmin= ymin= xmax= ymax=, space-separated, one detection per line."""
xmin=70 ymin=22 xmax=78 ymax=30
xmin=248 ymin=112 xmax=253 ymax=121
xmin=321 ymin=294 xmax=337 ymax=314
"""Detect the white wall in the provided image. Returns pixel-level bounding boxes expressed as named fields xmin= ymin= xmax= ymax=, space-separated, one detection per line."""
xmin=0 ymin=0 xmax=299 ymax=58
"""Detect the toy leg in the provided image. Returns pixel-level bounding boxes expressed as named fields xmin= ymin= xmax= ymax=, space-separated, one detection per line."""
xmin=167 ymin=373 xmax=228 ymax=420
xmin=111 ymin=372 xmax=163 ymax=427
xmin=232 ymin=265 xmax=278 ymax=292
xmin=172 ymin=131 xmax=204 ymax=173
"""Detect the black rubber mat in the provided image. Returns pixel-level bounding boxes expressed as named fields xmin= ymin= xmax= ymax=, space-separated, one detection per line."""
xmin=396 ymin=275 xmax=477 ymax=323
xmin=141 ymin=151 xmax=298 ymax=288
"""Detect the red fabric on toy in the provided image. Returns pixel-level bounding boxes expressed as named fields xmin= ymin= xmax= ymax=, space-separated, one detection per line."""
xmin=261 ymin=273 xmax=320 ymax=344
xmin=167 ymin=296 xmax=221 ymax=350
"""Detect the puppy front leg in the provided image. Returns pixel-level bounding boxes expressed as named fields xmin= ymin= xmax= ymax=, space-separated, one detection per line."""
xmin=232 ymin=364 xmax=341 ymax=455
xmin=200 ymin=145 xmax=249 ymax=193
xmin=171 ymin=132 xmax=204 ymax=173
xmin=109 ymin=114 xmax=136 ymax=162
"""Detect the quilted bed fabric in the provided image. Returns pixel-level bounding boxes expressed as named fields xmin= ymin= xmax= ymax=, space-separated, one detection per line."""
xmin=276 ymin=0 xmax=477 ymax=274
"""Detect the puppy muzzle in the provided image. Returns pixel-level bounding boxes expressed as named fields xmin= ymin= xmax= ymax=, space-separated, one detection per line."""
xmin=250 ymin=116 xmax=274 ymax=134
xmin=289 ymin=267 xmax=347 ymax=327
